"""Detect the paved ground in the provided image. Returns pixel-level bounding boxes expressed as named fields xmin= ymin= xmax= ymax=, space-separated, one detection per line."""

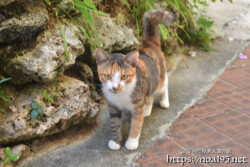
xmin=20 ymin=40 xmax=249 ymax=167
xmin=137 ymin=45 xmax=250 ymax=167
xmin=201 ymin=0 xmax=250 ymax=40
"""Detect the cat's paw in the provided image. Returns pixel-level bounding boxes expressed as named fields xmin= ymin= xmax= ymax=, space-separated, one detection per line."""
xmin=159 ymin=101 xmax=170 ymax=109
xmin=144 ymin=109 xmax=152 ymax=117
xmin=108 ymin=140 xmax=121 ymax=150
xmin=144 ymin=104 xmax=153 ymax=117
xmin=125 ymin=137 xmax=139 ymax=150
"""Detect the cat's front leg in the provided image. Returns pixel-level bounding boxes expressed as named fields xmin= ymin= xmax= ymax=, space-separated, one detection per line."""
xmin=125 ymin=106 xmax=145 ymax=150
xmin=108 ymin=105 xmax=122 ymax=150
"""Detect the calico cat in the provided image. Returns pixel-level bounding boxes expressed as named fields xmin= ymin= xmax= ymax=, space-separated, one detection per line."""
xmin=96 ymin=9 xmax=176 ymax=150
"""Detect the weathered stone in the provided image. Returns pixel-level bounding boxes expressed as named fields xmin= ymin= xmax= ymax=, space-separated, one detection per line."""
xmin=0 ymin=22 xmax=86 ymax=85
xmin=0 ymin=0 xmax=16 ymax=7
xmin=0 ymin=0 xmax=48 ymax=44
xmin=0 ymin=75 xmax=99 ymax=145
xmin=76 ymin=62 xmax=95 ymax=88
xmin=90 ymin=14 xmax=139 ymax=58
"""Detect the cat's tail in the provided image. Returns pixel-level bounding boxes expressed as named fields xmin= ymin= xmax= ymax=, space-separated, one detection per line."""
xmin=142 ymin=9 xmax=176 ymax=46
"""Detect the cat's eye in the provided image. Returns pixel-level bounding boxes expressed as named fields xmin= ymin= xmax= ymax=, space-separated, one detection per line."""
xmin=121 ymin=74 xmax=128 ymax=80
xmin=104 ymin=74 xmax=111 ymax=80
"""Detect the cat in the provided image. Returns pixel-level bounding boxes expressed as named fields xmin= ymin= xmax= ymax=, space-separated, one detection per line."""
xmin=96 ymin=9 xmax=176 ymax=150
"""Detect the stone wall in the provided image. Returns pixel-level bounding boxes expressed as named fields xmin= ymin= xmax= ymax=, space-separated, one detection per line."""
xmin=0 ymin=0 xmax=139 ymax=146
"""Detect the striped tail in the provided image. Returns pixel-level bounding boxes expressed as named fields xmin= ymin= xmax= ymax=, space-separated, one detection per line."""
xmin=143 ymin=9 xmax=176 ymax=45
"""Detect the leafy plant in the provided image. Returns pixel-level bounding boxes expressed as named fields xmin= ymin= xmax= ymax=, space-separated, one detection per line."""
xmin=44 ymin=0 xmax=51 ymax=5
xmin=189 ymin=16 xmax=214 ymax=51
xmin=3 ymin=147 xmax=22 ymax=164
xmin=120 ymin=0 xmax=231 ymax=51
xmin=0 ymin=77 xmax=11 ymax=105
xmin=44 ymin=90 xmax=54 ymax=102
xmin=30 ymin=100 xmax=44 ymax=120
xmin=117 ymin=13 xmax=128 ymax=24
xmin=44 ymin=0 xmax=107 ymax=60
xmin=56 ymin=12 xmax=69 ymax=62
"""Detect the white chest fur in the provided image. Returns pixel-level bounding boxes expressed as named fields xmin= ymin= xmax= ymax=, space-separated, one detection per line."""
xmin=103 ymin=78 xmax=137 ymax=111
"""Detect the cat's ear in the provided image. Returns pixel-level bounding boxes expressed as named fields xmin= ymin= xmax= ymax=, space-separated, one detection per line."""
xmin=125 ymin=51 xmax=139 ymax=67
xmin=96 ymin=49 xmax=110 ymax=65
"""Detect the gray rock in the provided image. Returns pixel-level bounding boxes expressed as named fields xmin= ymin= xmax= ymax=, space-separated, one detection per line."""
xmin=0 ymin=0 xmax=16 ymax=7
xmin=0 ymin=75 xmax=99 ymax=145
xmin=0 ymin=22 xmax=86 ymax=85
xmin=90 ymin=14 xmax=139 ymax=58
xmin=0 ymin=0 xmax=48 ymax=44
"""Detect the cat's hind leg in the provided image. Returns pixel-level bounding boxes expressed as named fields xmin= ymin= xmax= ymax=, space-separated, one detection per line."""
xmin=144 ymin=97 xmax=153 ymax=117
xmin=159 ymin=74 xmax=170 ymax=109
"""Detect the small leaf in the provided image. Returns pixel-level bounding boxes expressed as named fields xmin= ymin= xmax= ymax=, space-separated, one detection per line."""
xmin=95 ymin=10 xmax=108 ymax=16
xmin=44 ymin=0 xmax=51 ymax=5
xmin=37 ymin=108 xmax=44 ymax=116
xmin=84 ymin=0 xmax=97 ymax=10
xmin=13 ymin=153 xmax=22 ymax=158
xmin=0 ymin=77 xmax=12 ymax=84
xmin=198 ymin=18 xmax=214 ymax=29
xmin=4 ymin=157 xmax=11 ymax=164
xmin=31 ymin=100 xmax=39 ymax=109
xmin=204 ymin=43 xmax=211 ymax=51
xmin=57 ymin=14 xmax=69 ymax=62
xmin=6 ymin=147 xmax=12 ymax=157
xmin=31 ymin=110 xmax=39 ymax=120
xmin=10 ymin=156 xmax=16 ymax=161
xmin=11 ymin=153 xmax=22 ymax=162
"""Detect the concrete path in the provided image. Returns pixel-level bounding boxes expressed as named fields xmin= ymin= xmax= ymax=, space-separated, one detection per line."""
xmin=202 ymin=0 xmax=250 ymax=40
xmin=20 ymin=40 xmax=249 ymax=167
xmin=137 ymin=45 xmax=250 ymax=167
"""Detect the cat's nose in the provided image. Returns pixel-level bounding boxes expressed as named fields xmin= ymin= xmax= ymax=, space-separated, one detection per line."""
xmin=112 ymin=87 xmax=119 ymax=92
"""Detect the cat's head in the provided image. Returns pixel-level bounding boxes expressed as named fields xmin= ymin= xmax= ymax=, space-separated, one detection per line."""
xmin=96 ymin=49 xmax=139 ymax=94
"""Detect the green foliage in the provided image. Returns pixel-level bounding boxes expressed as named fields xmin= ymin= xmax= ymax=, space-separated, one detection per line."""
xmin=44 ymin=90 xmax=54 ymax=102
xmin=43 ymin=0 xmax=233 ymax=52
xmin=44 ymin=0 xmax=106 ymax=55
xmin=117 ymin=13 xmax=128 ymax=24
xmin=188 ymin=16 xmax=214 ymax=51
xmin=3 ymin=147 xmax=22 ymax=164
xmin=0 ymin=77 xmax=11 ymax=105
xmin=56 ymin=12 xmax=69 ymax=62
xmin=30 ymin=100 xmax=44 ymax=120
xmin=44 ymin=0 xmax=51 ymax=5
xmin=120 ymin=0 xmax=225 ymax=51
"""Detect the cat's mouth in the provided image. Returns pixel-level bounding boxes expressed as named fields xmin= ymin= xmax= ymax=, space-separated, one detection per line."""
xmin=109 ymin=89 xmax=121 ymax=94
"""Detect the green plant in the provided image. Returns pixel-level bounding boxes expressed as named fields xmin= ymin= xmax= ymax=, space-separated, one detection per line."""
xmin=120 ymin=0 xmax=232 ymax=51
xmin=188 ymin=16 xmax=214 ymax=51
xmin=44 ymin=90 xmax=54 ymax=102
xmin=121 ymin=0 xmax=194 ymax=47
xmin=44 ymin=0 xmax=107 ymax=61
xmin=0 ymin=77 xmax=11 ymax=105
xmin=56 ymin=12 xmax=69 ymax=62
xmin=3 ymin=147 xmax=22 ymax=164
xmin=117 ymin=13 xmax=128 ymax=24
xmin=30 ymin=100 xmax=44 ymax=120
